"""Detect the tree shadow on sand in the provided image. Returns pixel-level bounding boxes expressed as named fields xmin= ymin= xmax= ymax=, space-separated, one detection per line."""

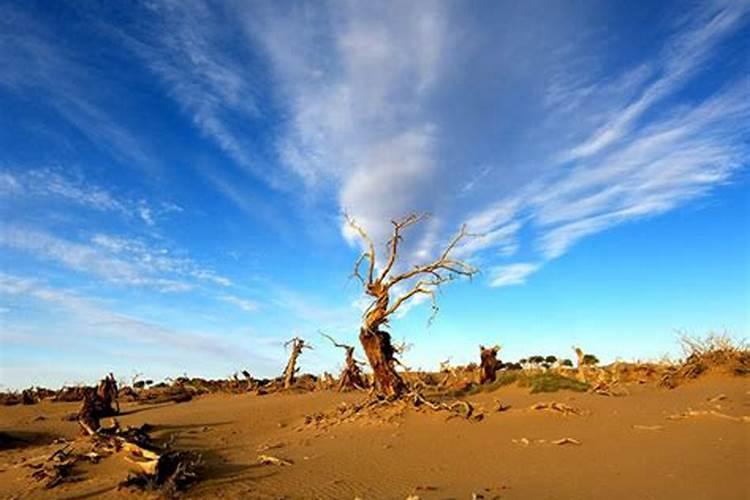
xmin=0 ymin=430 xmax=62 ymax=450
xmin=183 ymin=447 xmax=280 ymax=494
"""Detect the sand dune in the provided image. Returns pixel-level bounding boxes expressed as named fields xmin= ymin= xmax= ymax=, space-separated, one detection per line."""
xmin=0 ymin=374 xmax=748 ymax=499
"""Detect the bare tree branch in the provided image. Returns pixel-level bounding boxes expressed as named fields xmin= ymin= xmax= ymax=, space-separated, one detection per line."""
xmin=350 ymin=252 xmax=369 ymax=285
xmin=345 ymin=213 xmax=376 ymax=285
xmin=385 ymin=225 xmax=478 ymax=291
xmin=378 ymin=213 xmax=429 ymax=283
xmin=319 ymin=330 xmax=351 ymax=350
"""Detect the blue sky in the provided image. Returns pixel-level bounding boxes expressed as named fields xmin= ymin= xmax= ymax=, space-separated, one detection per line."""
xmin=1 ymin=0 xmax=748 ymax=389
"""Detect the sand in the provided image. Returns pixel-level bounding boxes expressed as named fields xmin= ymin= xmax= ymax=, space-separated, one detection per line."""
xmin=1 ymin=375 xmax=748 ymax=499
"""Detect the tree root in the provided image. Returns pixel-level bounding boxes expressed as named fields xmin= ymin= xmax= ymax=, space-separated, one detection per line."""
xmin=300 ymin=386 xmax=483 ymax=431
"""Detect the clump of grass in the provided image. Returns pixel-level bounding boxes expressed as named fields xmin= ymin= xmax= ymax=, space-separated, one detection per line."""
xmin=442 ymin=371 xmax=519 ymax=397
xmin=444 ymin=370 xmax=589 ymax=397
xmin=519 ymin=372 xmax=590 ymax=394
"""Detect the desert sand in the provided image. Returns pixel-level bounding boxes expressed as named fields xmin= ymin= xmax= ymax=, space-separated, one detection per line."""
xmin=0 ymin=374 xmax=748 ymax=499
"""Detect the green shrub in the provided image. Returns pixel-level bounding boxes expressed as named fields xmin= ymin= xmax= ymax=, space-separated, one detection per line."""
xmin=520 ymin=372 xmax=589 ymax=393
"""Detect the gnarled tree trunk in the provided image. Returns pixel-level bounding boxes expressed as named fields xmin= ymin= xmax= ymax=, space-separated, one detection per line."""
xmin=320 ymin=331 xmax=367 ymax=391
xmin=359 ymin=327 xmax=405 ymax=396
xmin=338 ymin=346 xmax=366 ymax=391
xmin=283 ymin=338 xmax=309 ymax=389
xmin=96 ymin=372 xmax=119 ymax=415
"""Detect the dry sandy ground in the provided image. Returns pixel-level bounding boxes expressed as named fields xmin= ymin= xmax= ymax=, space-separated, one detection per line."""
xmin=0 ymin=375 xmax=748 ymax=499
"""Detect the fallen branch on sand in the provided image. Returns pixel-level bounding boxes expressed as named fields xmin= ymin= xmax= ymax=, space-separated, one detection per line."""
xmin=512 ymin=437 xmax=582 ymax=446
xmin=667 ymin=409 xmax=750 ymax=423
xmin=529 ymin=401 xmax=585 ymax=416
xmin=551 ymin=437 xmax=581 ymax=446
xmin=27 ymin=445 xmax=77 ymax=489
xmin=257 ymin=454 xmax=293 ymax=466
xmin=28 ymin=392 xmax=202 ymax=495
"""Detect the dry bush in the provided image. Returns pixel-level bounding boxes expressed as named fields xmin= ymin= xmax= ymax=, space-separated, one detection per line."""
xmin=660 ymin=331 xmax=749 ymax=388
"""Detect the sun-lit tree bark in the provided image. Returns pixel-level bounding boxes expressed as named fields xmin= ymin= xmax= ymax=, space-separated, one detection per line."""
xmin=283 ymin=337 xmax=311 ymax=389
xmin=320 ymin=332 xmax=367 ymax=391
xmin=346 ymin=213 xmax=478 ymax=397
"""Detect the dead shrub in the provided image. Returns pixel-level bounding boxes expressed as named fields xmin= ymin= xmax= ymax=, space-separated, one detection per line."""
xmin=659 ymin=331 xmax=749 ymax=388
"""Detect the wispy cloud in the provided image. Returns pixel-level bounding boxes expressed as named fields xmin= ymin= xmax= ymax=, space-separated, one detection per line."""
xmin=219 ymin=294 xmax=260 ymax=313
xmin=561 ymin=3 xmax=748 ymax=162
xmin=152 ymin=0 xmax=748 ymax=292
xmin=104 ymin=0 xmax=280 ymax=186
xmin=0 ymin=273 xmax=255 ymax=363
xmin=0 ymin=226 xmax=231 ymax=292
xmin=9 ymin=0 xmax=742 ymax=296
xmin=456 ymin=1 xmax=749 ymax=280
xmin=0 ymin=168 xmax=182 ymax=226
xmin=489 ymin=263 xmax=541 ymax=288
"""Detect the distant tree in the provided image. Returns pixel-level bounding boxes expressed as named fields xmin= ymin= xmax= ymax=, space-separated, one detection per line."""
xmin=529 ymin=355 xmax=545 ymax=365
xmin=347 ymin=213 xmax=478 ymax=397
xmin=545 ymin=355 xmax=557 ymax=364
xmin=582 ymin=354 xmax=600 ymax=366
xmin=560 ymin=359 xmax=574 ymax=367
xmin=479 ymin=345 xmax=501 ymax=384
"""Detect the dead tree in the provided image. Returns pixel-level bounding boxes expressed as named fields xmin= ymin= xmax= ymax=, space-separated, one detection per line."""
xmin=479 ymin=345 xmax=501 ymax=384
xmin=283 ymin=337 xmax=311 ymax=389
xmin=96 ymin=373 xmax=119 ymax=415
xmin=320 ymin=332 xmax=367 ymax=391
xmin=347 ymin=213 xmax=478 ymax=397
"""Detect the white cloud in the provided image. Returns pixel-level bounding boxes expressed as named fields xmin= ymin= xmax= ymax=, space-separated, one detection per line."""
xmin=0 ymin=273 xmax=250 ymax=360
xmin=489 ymin=263 xmax=541 ymax=287
xmin=0 ymin=226 xmax=230 ymax=292
xmin=560 ymin=3 xmax=748 ymax=162
xmin=0 ymin=168 xmax=182 ymax=226
xmin=220 ymin=294 xmax=260 ymax=313
xmin=44 ymin=0 xmax=746 ymax=293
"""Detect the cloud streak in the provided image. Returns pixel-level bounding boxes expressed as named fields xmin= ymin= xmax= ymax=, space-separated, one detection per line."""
xmin=3 ymin=0 xmax=747 ymax=302
xmin=489 ymin=263 xmax=541 ymax=288
xmin=0 ymin=273 xmax=256 ymax=367
xmin=0 ymin=168 xmax=182 ymax=226
xmin=0 ymin=226 xmax=231 ymax=292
